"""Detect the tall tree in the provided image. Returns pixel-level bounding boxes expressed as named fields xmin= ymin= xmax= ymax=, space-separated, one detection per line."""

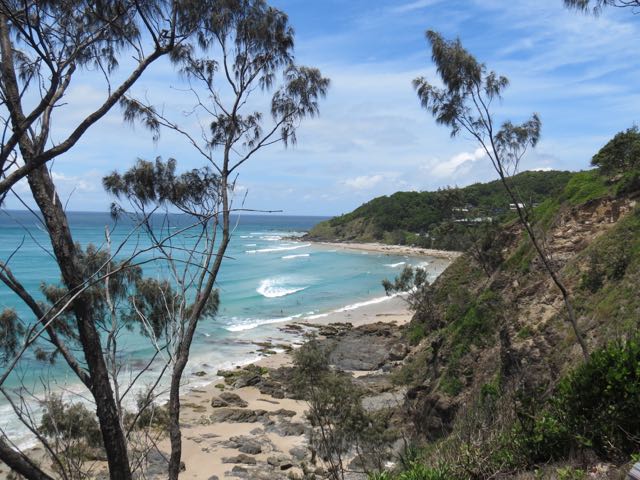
xmin=0 ymin=0 xmax=212 ymax=200
xmin=413 ymin=31 xmax=590 ymax=359
xmin=111 ymin=2 xmax=328 ymax=477
xmin=0 ymin=2 xmax=220 ymax=478
xmin=0 ymin=1 xmax=328 ymax=479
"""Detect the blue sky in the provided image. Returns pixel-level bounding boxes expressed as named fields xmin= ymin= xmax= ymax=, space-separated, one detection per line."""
xmin=6 ymin=0 xmax=640 ymax=215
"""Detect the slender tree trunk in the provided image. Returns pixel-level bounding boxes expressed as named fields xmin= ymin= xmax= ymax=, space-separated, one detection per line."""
xmin=499 ymin=175 xmax=590 ymax=360
xmin=167 ymin=173 xmax=231 ymax=479
xmin=27 ymin=166 xmax=133 ymax=480
xmin=0 ymin=438 xmax=54 ymax=480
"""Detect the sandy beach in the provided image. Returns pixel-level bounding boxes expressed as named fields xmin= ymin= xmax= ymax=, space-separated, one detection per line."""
xmin=310 ymin=241 xmax=462 ymax=260
xmin=169 ymin=295 xmax=413 ymax=479
xmin=1 ymin=240 xmax=452 ymax=479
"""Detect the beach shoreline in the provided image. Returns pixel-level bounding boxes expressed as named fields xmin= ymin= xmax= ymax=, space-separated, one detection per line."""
xmin=308 ymin=240 xmax=462 ymax=260
xmin=162 ymin=294 xmax=414 ymax=479
xmin=1 ymin=251 xmax=454 ymax=479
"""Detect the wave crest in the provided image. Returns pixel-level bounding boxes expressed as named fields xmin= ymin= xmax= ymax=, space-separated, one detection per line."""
xmin=257 ymin=278 xmax=308 ymax=298
xmin=384 ymin=261 xmax=406 ymax=268
xmin=246 ymin=243 xmax=310 ymax=254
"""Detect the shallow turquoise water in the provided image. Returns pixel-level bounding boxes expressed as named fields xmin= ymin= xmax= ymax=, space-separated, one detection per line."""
xmin=0 ymin=210 xmax=437 ymax=445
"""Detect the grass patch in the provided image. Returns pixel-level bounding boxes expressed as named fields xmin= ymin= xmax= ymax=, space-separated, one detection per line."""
xmin=562 ymin=170 xmax=610 ymax=205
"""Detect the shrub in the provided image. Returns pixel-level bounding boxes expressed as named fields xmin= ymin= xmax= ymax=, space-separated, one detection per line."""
xmin=580 ymin=253 xmax=605 ymax=293
xmin=591 ymin=126 xmax=640 ymax=176
xmin=40 ymin=395 xmax=102 ymax=449
xmin=124 ymin=390 xmax=170 ymax=430
xmin=555 ymin=338 xmax=640 ymax=461
xmin=512 ymin=408 xmax=571 ymax=464
xmin=293 ymin=337 xmax=394 ymax=478
xmin=396 ymin=462 xmax=452 ymax=480
xmin=616 ymin=169 xmax=640 ymax=196
xmin=605 ymin=248 xmax=631 ymax=281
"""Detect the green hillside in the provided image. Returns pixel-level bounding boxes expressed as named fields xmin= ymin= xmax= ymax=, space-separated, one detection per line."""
xmin=362 ymin=129 xmax=640 ymax=479
xmin=305 ymin=170 xmax=573 ymax=250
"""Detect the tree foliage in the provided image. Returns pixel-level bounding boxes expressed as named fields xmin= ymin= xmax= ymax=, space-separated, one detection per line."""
xmin=0 ymin=0 xmax=217 ymax=200
xmin=0 ymin=1 xmax=328 ymax=479
xmin=591 ymin=126 xmax=640 ymax=175
xmin=414 ymin=30 xmax=589 ymax=360
xmin=309 ymin=170 xmax=572 ymax=248
xmin=293 ymin=337 xmax=394 ymax=479
xmin=563 ymin=0 xmax=640 ymax=14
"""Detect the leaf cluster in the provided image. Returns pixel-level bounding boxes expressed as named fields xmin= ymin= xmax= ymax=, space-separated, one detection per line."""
xmin=591 ymin=126 xmax=640 ymax=176
xmin=103 ymin=157 xmax=221 ymax=215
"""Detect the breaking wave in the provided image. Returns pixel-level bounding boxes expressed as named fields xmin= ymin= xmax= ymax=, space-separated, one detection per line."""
xmin=256 ymin=278 xmax=308 ymax=298
xmin=246 ymin=243 xmax=310 ymax=254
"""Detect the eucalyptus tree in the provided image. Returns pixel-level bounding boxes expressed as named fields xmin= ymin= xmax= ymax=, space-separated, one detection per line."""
xmin=106 ymin=1 xmax=329 ymax=478
xmin=413 ymin=31 xmax=589 ymax=359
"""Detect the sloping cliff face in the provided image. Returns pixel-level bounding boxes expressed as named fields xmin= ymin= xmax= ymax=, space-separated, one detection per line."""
xmin=391 ymin=171 xmax=640 ymax=477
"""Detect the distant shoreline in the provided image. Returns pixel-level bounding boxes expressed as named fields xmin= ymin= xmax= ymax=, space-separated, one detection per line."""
xmin=308 ymin=240 xmax=463 ymax=260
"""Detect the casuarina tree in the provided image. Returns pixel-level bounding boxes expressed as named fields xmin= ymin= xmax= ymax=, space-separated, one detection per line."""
xmin=413 ymin=31 xmax=589 ymax=359
xmin=109 ymin=1 xmax=328 ymax=477
xmin=0 ymin=0 xmax=328 ymax=479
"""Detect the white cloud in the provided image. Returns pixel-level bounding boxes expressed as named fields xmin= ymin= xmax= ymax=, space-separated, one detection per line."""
xmin=51 ymin=172 xmax=98 ymax=193
xmin=389 ymin=0 xmax=442 ymax=14
xmin=428 ymin=148 xmax=487 ymax=178
xmin=342 ymin=174 xmax=384 ymax=190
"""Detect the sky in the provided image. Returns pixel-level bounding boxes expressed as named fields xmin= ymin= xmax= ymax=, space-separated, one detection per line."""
xmin=5 ymin=0 xmax=640 ymax=216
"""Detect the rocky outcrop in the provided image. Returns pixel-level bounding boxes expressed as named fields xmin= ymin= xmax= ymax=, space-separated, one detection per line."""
xmin=211 ymin=391 xmax=249 ymax=408
xmin=327 ymin=322 xmax=406 ymax=371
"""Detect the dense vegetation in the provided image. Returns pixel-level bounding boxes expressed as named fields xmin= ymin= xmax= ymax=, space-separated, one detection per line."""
xmin=368 ymin=129 xmax=640 ymax=479
xmin=305 ymin=170 xmax=573 ymax=250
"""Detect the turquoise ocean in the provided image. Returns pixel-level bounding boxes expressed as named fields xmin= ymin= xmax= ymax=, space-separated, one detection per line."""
xmin=0 ymin=211 xmax=441 ymax=446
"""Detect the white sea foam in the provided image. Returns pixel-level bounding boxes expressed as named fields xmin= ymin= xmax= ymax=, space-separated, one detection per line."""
xmin=304 ymin=312 xmax=330 ymax=320
xmin=225 ymin=313 xmax=303 ymax=332
xmin=245 ymin=243 xmax=257 ymax=247
xmin=246 ymin=243 xmax=310 ymax=254
xmin=384 ymin=261 xmax=406 ymax=268
xmin=257 ymin=278 xmax=308 ymax=298
xmin=282 ymin=253 xmax=310 ymax=259
xmin=334 ymin=293 xmax=399 ymax=313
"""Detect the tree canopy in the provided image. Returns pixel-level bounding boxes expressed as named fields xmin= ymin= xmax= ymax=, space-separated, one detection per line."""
xmin=591 ymin=126 xmax=640 ymax=175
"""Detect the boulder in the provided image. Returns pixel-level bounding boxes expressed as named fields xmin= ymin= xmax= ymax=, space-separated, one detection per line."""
xmin=238 ymin=441 xmax=262 ymax=455
xmin=233 ymin=374 xmax=262 ymax=389
xmin=210 ymin=408 xmax=267 ymax=423
xmin=289 ymin=446 xmax=308 ymax=461
xmin=219 ymin=391 xmax=248 ymax=407
xmin=222 ymin=454 xmax=257 ymax=465
xmin=388 ymin=343 xmax=408 ymax=361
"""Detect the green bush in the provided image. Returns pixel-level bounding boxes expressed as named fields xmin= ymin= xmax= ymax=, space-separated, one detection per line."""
xmin=512 ymin=408 xmax=571 ymax=464
xmin=556 ymin=466 xmax=587 ymax=480
xmin=591 ymin=126 xmax=640 ymax=175
xmin=556 ymin=338 xmax=640 ymax=461
xmin=396 ymin=463 xmax=452 ymax=480
xmin=40 ymin=395 xmax=102 ymax=448
xmin=616 ymin=169 xmax=640 ymax=196
xmin=580 ymin=253 xmax=605 ymax=293
xmin=407 ymin=323 xmax=427 ymax=345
